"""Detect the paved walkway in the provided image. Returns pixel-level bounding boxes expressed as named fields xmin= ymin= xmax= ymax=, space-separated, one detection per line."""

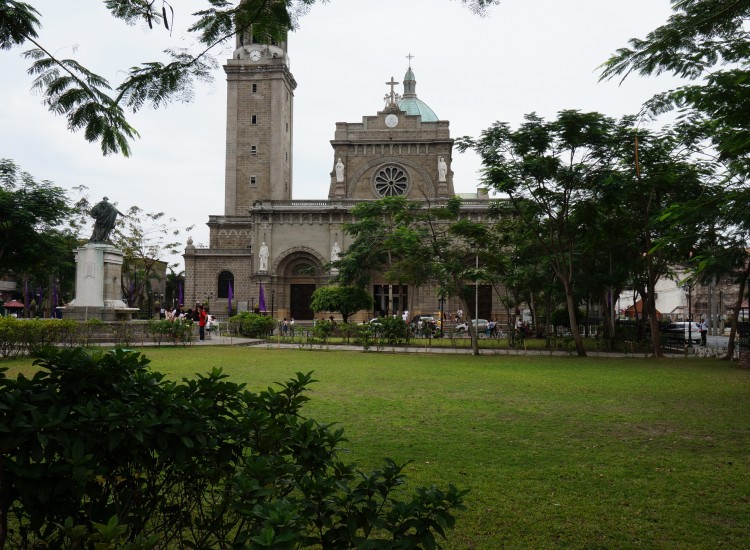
xmin=101 ymin=333 xmax=734 ymax=359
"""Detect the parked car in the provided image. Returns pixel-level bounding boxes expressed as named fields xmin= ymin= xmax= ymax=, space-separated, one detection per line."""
xmin=455 ymin=319 xmax=489 ymax=333
xmin=664 ymin=321 xmax=702 ymax=344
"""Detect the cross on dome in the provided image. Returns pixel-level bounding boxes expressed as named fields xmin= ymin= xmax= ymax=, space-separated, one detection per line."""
xmin=406 ymin=52 xmax=415 ymax=68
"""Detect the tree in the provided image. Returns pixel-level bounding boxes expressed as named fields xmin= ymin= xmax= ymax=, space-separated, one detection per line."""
xmin=111 ymin=205 xmax=192 ymax=309
xmin=335 ymin=196 xmax=497 ymax=355
xmin=1 ymin=0 xmax=501 ymax=155
xmin=0 ymin=159 xmax=73 ymax=272
xmin=599 ymin=0 xmax=750 ymax=167
xmin=309 ymin=285 xmax=373 ymax=323
xmin=0 ymin=347 xmax=466 ymax=548
xmin=0 ymin=159 xmax=85 ymax=315
xmin=458 ymin=111 xmax=625 ymax=357
xmin=600 ymin=0 xmax=750 ymax=359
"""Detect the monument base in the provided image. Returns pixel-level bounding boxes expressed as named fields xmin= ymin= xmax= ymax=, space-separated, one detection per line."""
xmin=61 ymin=305 xmax=139 ymax=322
xmin=65 ymin=242 xmax=138 ymax=321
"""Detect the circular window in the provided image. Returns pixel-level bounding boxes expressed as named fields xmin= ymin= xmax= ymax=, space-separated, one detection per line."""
xmin=373 ymin=165 xmax=409 ymax=197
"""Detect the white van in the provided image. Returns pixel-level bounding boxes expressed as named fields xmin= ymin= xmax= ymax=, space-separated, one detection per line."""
xmin=665 ymin=322 xmax=702 ymax=344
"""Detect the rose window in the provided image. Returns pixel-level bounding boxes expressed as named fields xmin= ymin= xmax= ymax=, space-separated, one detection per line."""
xmin=374 ymin=165 xmax=409 ymax=197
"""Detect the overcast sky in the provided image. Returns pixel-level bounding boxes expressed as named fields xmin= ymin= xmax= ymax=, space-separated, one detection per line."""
xmin=1 ymin=0 xmax=683 ymax=265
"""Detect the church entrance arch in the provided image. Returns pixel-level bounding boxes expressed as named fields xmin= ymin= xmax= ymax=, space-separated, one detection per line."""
xmin=275 ymin=248 xmax=326 ymax=321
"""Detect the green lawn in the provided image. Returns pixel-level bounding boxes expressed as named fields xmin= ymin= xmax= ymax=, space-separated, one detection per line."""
xmin=4 ymin=348 xmax=749 ymax=548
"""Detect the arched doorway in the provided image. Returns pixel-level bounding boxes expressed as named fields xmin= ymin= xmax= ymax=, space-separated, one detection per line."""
xmin=275 ymin=249 xmax=325 ymax=321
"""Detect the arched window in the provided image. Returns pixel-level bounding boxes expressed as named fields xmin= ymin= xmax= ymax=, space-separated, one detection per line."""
xmin=217 ymin=271 xmax=234 ymax=299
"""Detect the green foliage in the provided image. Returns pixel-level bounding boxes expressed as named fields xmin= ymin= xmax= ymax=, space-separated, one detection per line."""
xmin=229 ymin=311 xmax=275 ymax=338
xmin=375 ymin=316 xmax=409 ymax=346
xmin=147 ymin=318 xmax=193 ymax=345
xmin=1 ymin=1 xmax=501 ymax=154
xmin=309 ymin=285 xmax=373 ymax=323
xmin=0 ymin=347 xmax=466 ymax=548
xmin=0 ymin=159 xmax=76 ymax=274
xmin=0 ymin=317 xmax=79 ymax=358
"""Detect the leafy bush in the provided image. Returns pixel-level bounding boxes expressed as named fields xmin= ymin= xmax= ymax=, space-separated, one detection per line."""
xmin=0 ymin=348 xmax=465 ymax=548
xmin=147 ymin=319 xmax=194 ymax=345
xmin=0 ymin=318 xmax=80 ymax=358
xmin=229 ymin=311 xmax=276 ymax=338
xmin=376 ymin=316 xmax=409 ymax=346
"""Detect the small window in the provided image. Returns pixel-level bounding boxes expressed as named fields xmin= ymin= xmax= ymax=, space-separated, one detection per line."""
xmin=250 ymin=176 xmax=257 ymax=187
xmin=285 ymin=122 xmax=289 ymax=133
xmin=285 ymin=152 xmax=288 ymax=162
xmin=251 ymin=115 xmax=257 ymax=125
xmin=251 ymin=145 xmax=257 ymax=155
xmin=251 ymin=83 xmax=257 ymax=93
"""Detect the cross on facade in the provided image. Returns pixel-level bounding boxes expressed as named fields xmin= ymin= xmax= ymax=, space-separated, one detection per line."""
xmin=385 ymin=76 xmax=400 ymax=105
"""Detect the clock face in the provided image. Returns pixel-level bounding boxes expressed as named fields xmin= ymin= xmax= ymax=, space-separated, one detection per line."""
xmin=385 ymin=114 xmax=399 ymax=128
xmin=249 ymin=49 xmax=261 ymax=61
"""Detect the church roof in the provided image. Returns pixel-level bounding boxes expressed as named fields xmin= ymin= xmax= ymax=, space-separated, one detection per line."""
xmin=398 ymin=66 xmax=438 ymax=122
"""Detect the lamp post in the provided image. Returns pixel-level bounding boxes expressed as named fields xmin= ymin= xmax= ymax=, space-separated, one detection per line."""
xmin=271 ymin=289 xmax=276 ymax=319
xmin=203 ymin=291 xmax=213 ymax=312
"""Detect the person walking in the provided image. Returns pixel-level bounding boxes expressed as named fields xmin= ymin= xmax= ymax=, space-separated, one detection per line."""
xmin=700 ymin=318 xmax=708 ymax=347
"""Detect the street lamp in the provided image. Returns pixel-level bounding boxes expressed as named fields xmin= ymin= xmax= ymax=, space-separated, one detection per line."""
xmin=203 ymin=291 xmax=214 ymax=312
xmin=271 ymin=289 xmax=276 ymax=319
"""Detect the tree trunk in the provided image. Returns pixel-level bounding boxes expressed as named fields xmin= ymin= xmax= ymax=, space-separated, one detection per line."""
xmin=459 ymin=293 xmax=480 ymax=356
xmin=563 ymin=282 xmax=587 ymax=357
xmin=722 ymin=264 xmax=749 ymax=361
xmin=601 ymin=289 xmax=615 ymax=350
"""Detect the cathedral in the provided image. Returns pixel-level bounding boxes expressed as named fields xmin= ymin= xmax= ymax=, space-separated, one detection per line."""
xmin=183 ymin=29 xmax=495 ymax=321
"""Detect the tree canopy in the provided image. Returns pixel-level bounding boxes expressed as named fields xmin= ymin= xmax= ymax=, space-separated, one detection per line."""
xmin=1 ymin=0 xmax=501 ymax=155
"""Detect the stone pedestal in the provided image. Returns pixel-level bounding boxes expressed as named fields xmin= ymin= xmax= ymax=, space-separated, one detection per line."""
xmin=63 ymin=243 xmax=138 ymax=321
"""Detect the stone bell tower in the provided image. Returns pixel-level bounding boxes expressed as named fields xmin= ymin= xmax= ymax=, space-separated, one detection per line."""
xmin=224 ymin=23 xmax=296 ymax=215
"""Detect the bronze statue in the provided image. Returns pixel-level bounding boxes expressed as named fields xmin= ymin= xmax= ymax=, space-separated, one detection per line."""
xmin=89 ymin=197 xmax=124 ymax=243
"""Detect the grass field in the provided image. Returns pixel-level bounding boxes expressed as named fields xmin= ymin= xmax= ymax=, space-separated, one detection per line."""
xmin=4 ymin=347 xmax=749 ymax=548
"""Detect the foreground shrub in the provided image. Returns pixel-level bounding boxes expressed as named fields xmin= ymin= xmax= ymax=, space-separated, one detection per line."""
xmin=0 ymin=317 xmax=79 ymax=358
xmin=229 ymin=311 xmax=276 ymax=338
xmin=0 ymin=348 xmax=465 ymax=548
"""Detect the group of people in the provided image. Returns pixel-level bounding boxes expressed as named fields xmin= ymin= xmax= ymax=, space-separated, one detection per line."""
xmin=281 ymin=317 xmax=296 ymax=335
xmin=158 ymin=303 xmax=212 ymax=341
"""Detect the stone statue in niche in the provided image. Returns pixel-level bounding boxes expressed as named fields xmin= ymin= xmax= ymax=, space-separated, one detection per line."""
xmin=258 ymin=241 xmax=269 ymax=271
xmin=331 ymin=241 xmax=341 ymax=262
xmin=437 ymin=157 xmax=448 ymax=183
xmin=335 ymin=158 xmax=345 ymax=183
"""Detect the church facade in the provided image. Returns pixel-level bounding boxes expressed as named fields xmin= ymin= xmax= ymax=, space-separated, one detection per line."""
xmin=183 ymin=30 xmax=497 ymax=322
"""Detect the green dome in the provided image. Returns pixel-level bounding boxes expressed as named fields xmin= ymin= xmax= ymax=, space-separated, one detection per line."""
xmin=398 ymin=66 xmax=438 ymax=122
xmin=398 ymin=97 xmax=438 ymax=122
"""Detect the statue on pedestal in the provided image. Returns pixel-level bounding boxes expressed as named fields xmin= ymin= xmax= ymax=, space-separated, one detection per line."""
xmin=89 ymin=197 xmax=124 ymax=243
